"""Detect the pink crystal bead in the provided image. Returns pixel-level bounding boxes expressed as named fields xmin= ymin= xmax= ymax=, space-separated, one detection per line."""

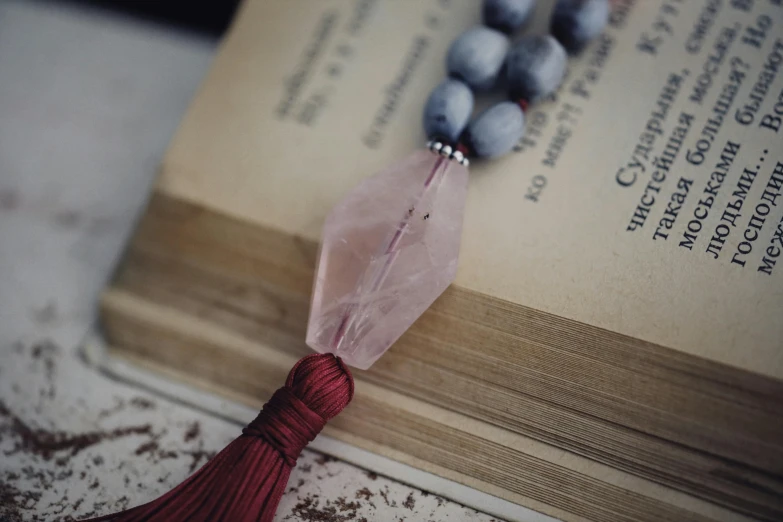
xmin=306 ymin=150 xmax=469 ymax=369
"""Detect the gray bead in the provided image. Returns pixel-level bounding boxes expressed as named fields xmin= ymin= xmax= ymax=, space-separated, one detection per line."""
xmin=551 ymin=0 xmax=610 ymax=53
xmin=423 ymin=79 xmax=474 ymax=143
xmin=483 ymin=0 xmax=536 ymax=34
xmin=447 ymin=26 xmax=510 ymax=91
xmin=464 ymin=102 xmax=525 ymax=158
xmin=507 ymin=35 xmax=567 ymax=104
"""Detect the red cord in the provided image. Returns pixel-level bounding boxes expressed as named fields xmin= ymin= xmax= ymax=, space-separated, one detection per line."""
xmin=456 ymin=141 xmax=471 ymax=158
xmin=83 ymin=353 xmax=353 ymax=522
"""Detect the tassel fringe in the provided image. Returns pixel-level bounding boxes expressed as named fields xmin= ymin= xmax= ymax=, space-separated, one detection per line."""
xmin=84 ymin=353 xmax=353 ymax=522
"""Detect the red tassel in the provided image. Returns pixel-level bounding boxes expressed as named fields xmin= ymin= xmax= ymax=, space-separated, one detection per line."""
xmin=83 ymin=353 xmax=354 ymax=522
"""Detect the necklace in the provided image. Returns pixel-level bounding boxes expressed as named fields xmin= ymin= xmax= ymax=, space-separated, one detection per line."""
xmin=86 ymin=1 xmax=610 ymax=521
xmin=308 ymin=0 xmax=610 ymax=370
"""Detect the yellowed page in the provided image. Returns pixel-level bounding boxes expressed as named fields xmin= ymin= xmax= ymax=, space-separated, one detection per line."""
xmin=160 ymin=0 xmax=783 ymax=378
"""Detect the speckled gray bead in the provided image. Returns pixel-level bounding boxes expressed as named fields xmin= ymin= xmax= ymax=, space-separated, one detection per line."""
xmin=447 ymin=26 xmax=510 ymax=91
xmin=483 ymin=0 xmax=536 ymax=34
xmin=507 ymin=35 xmax=567 ymax=104
xmin=463 ymin=102 xmax=525 ymax=158
xmin=551 ymin=0 xmax=610 ymax=53
xmin=423 ymin=79 xmax=474 ymax=144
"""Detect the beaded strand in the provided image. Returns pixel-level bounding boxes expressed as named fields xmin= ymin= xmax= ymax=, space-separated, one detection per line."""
xmin=424 ymin=0 xmax=611 ymax=162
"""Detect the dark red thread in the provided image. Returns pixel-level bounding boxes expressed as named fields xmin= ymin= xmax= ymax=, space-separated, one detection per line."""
xmin=456 ymin=141 xmax=471 ymax=157
xmin=83 ymin=353 xmax=353 ymax=522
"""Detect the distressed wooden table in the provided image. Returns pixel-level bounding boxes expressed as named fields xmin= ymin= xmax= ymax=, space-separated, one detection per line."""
xmin=0 ymin=2 xmax=517 ymax=521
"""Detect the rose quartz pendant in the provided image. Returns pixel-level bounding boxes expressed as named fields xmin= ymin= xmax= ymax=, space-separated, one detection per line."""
xmin=306 ymin=149 xmax=469 ymax=369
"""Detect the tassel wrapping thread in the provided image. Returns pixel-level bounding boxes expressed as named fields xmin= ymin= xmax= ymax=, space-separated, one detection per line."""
xmin=84 ymin=353 xmax=353 ymax=522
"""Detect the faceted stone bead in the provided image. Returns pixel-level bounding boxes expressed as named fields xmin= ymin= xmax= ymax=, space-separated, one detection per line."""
xmin=307 ymin=150 xmax=469 ymax=369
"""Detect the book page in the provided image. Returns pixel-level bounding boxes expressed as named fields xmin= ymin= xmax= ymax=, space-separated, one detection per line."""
xmin=160 ymin=0 xmax=783 ymax=378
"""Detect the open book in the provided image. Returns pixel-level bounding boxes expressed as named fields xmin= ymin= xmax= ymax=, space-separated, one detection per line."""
xmin=103 ymin=1 xmax=783 ymax=520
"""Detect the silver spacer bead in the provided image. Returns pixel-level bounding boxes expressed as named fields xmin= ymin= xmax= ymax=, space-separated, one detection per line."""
xmin=426 ymin=140 xmax=469 ymax=167
xmin=449 ymin=149 xmax=470 ymax=167
xmin=427 ymin=140 xmax=444 ymax=154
